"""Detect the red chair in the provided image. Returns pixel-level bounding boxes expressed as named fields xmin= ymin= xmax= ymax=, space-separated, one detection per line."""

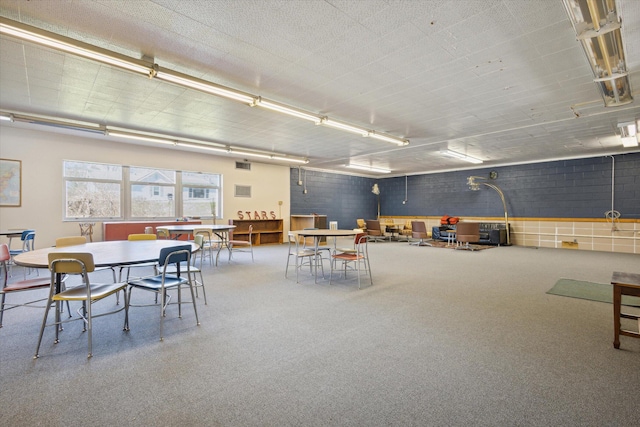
xmin=330 ymin=233 xmax=372 ymax=289
xmin=0 ymin=243 xmax=65 ymax=328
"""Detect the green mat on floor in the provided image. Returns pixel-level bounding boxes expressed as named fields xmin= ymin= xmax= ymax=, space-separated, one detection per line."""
xmin=547 ymin=278 xmax=640 ymax=307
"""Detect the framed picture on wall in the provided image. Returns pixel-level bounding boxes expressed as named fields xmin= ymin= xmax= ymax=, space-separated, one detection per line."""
xmin=0 ymin=158 xmax=22 ymax=207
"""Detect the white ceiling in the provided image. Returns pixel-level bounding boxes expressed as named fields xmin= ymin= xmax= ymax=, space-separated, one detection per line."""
xmin=1 ymin=0 xmax=639 ymax=176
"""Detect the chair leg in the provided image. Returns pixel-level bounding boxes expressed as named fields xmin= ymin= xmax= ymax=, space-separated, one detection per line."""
xmin=34 ymin=288 xmax=56 ymax=359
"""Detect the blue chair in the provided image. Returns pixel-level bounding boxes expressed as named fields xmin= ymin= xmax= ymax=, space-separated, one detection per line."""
xmin=127 ymin=245 xmax=200 ymax=340
xmin=9 ymin=230 xmax=37 ymax=278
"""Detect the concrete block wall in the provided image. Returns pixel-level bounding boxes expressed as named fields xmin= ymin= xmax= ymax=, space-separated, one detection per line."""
xmin=290 ymin=153 xmax=640 ymax=253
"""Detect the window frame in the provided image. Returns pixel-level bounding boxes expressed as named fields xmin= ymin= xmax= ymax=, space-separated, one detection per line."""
xmin=63 ymin=160 xmax=222 ymax=221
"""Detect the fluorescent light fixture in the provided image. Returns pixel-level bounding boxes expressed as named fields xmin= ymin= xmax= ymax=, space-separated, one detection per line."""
xmin=229 ymin=149 xmax=274 ymax=160
xmin=178 ymin=142 xmax=229 ymax=153
xmin=320 ymin=118 xmax=369 ymax=136
xmin=0 ymin=17 xmax=153 ymax=76
xmin=0 ymin=17 xmax=410 ymax=151
xmin=619 ymin=121 xmax=638 ymax=147
xmin=562 ymin=0 xmax=633 ymax=107
xmin=0 ymin=113 xmax=13 ymax=122
xmin=368 ymin=131 xmax=409 ymax=146
xmin=252 ymin=98 xmax=321 ymax=123
xmin=271 ymin=156 xmax=309 ymax=164
xmin=153 ymin=67 xmax=256 ymax=104
xmin=442 ymin=150 xmax=483 ymax=164
xmin=107 ymin=130 xmax=176 ymax=145
xmin=346 ymin=164 xmax=391 ymax=174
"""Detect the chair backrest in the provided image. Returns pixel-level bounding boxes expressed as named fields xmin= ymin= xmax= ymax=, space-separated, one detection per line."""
xmin=194 ymin=228 xmax=212 ymax=243
xmin=23 ymin=231 xmax=36 ymax=251
xmin=455 ymin=222 xmax=480 ymax=242
xmin=288 ymin=232 xmax=302 ymax=250
xmin=158 ymin=245 xmax=191 ymax=267
xmin=0 ymin=243 xmax=9 ymax=262
xmin=128 ymin=233 xmax=157 ymax=241
xmin=156 ymin=227 xmax=170 ymax=239
xmin=354 ymin=232 xmax=368 ymax=245
xmin=356 ymin=219 xmax=366 ymax=229
xmin=364 ymin=220 xmax=382 ymax=235
xmin=20 ymin=230 xmax=34 ymax=240
xmin=56 ymin=236 xmax=87 ymax=247
xmin=48 ymin=252 xmax=96 ymax=274
xmin=411 ymin=221 xmax=427 ymax=237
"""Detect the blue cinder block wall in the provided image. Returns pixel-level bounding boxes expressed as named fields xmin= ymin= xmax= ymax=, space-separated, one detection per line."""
xmin=290 ymin=153 xmax=640 ymax=226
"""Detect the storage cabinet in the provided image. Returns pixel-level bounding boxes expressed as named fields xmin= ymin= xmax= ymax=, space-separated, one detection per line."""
xmin=290 ymin=214 xmax=327 ymax=244
xmin=103 ymin=220 xmax=201 ymax=241
xmin=229 ymin=219 xmax=283 ymax=245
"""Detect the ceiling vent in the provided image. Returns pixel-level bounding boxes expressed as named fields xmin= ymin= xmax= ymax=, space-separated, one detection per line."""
xmin=235 ymin=161 xmax=251 ymax=170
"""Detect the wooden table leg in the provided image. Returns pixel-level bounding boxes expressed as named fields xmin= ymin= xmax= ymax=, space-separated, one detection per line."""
xmin=613 ymin=284 xmax=621 ymax=349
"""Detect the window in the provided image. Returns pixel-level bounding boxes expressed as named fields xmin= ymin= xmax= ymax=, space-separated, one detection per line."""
xmin=130 ymin=166 xmax=176 ymax=218
xmin=63 ymin=161 xmax=221 ymax=220
xmin=182 ymin=171 xmax=220 ymax=218
xmin=64 ymin=161 xmax=122 ymax=219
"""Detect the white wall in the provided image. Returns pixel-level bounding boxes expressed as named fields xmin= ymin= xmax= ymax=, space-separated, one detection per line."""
xmin=0 ymin=123 xmax=291 ymax=248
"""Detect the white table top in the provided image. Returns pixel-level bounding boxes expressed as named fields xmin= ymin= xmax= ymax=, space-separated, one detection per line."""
xmin=14 ymin=240 xmax=198 ymax=269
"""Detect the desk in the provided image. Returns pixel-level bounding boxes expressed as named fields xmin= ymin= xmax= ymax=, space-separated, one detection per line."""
xmin=162 ymin=224 xmax=236 ymax=265
xmin=292 ymin=229 xmax=359 ymax=281
xmin=384 ymin=224 xmax=403 ymax=240
xmin=611 ymin=271 xmax=640 ymax=349
xmin=0 ymin=229 xmax=28 ymax=250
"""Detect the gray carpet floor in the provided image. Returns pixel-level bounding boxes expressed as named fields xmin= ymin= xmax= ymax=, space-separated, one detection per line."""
xmin=1 ymin=240 xmax=639 ymax=426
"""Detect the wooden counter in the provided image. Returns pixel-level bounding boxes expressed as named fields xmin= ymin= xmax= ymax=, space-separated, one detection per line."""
xmin=103 ymin=220 xmax=201 ymax=241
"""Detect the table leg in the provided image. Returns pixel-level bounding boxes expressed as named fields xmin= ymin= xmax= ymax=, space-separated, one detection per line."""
xmin=613 ymin=284 xmax=621 ymax=349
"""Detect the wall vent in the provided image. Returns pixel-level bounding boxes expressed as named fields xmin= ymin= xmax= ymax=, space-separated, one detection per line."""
xmin=235 ymin=185 xmax=252 ymax=198
xmin=236 ymin=161 xmax=251 ymax=170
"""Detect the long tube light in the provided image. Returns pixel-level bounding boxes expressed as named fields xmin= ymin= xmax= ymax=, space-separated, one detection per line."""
xmin=442 ymin=149 xmax=483 ymax=164
xmin=152 ymin=66 xmax=256 ymax=104
xmin=0 ymin=17 xmax=153 ymax=76
xmin=252 ymin=97 xmax=322 ymax=123
xmin=107 ymin=130 xmax=177 ymax=145
xmin=0 ymin=17 xmax=410 ymax=147
xmin=320 ymin=118 xmax=369 ymax=136
xmin=0 ymin=109 xmax=309 ymax=164
xmin=346 ymin=164 xmax=391 ymax=174
xmin=368 ymin=131 xmax=409 ymax=146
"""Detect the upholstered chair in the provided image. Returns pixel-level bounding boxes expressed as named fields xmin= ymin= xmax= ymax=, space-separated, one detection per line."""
xmin=455 ymin=222 xmax=481 ymax=250
xmin=410 ymin=221 xmax=431 ymax=246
